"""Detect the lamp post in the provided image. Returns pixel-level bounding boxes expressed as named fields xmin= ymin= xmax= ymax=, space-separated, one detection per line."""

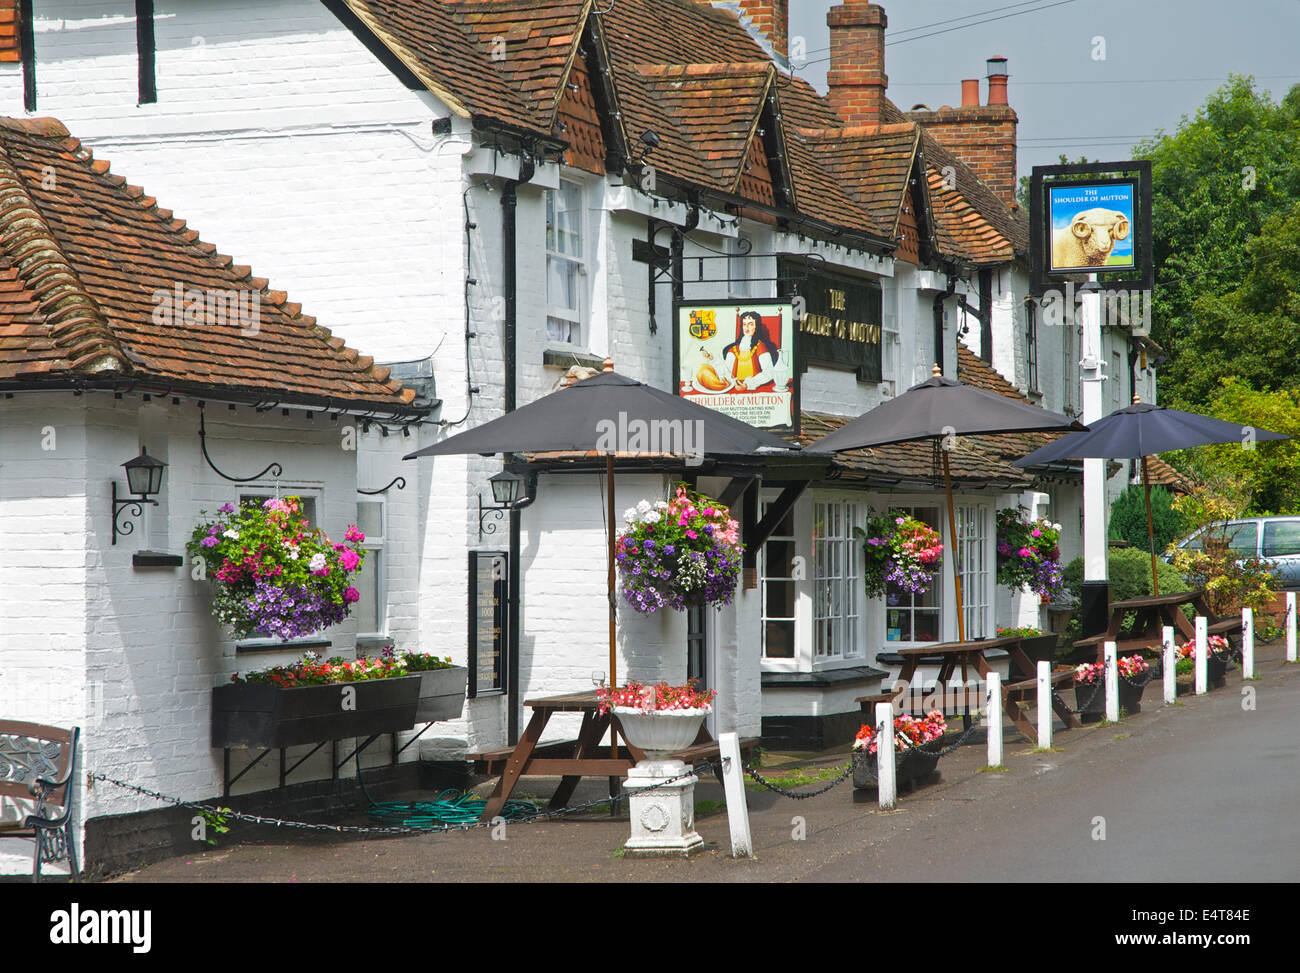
xmin=112 ymin=447 xmax=167 ymax=544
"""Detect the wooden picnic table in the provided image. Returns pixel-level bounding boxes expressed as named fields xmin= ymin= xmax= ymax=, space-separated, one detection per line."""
xmin=857 ymin=635 xmax=1079 ymax=746
xmin=468 ymin=690 xmax=755 ymax=823
xmin=1072 ymin=589 xmax=1240 ymax=661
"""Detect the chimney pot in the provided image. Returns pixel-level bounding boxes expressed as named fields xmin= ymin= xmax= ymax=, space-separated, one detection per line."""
xmin=960 ymin=79 xmax=980 ymax=108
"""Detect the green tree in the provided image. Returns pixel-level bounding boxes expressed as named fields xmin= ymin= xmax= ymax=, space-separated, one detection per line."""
xmin=1107 ymin=483 xmax=1189 ymax=553
xmin=1017 ymin=154 xmax=1092 ymax=210
xmin=1166 ymin=202 xmax=1300 ymax=404
xmin=1133 ymin=76 xmax=1300 ymax=404
xmin=1173 ymin=376 xmax=1300 ymax=514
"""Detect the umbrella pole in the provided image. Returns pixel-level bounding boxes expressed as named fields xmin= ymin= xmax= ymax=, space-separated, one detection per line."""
xmin=607 ymin=454 xmax=618 ymax=758
xmin=1143 ymin=455 xmax=1160 ymax=598
xmin=943 ymin=451 xmax=966 ymax=644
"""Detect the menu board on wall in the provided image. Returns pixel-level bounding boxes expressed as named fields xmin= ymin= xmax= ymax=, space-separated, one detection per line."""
xmin=468 ymin=551 xmax=507 ymax=698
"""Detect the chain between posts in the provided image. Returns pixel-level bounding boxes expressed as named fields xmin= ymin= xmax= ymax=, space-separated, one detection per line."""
xmin=90 ymin=762 xmax=718 ymax=836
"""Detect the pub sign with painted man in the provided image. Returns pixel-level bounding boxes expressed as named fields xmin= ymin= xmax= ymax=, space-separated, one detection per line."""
xmin=674 ymin=299 xmax=796 ymax=432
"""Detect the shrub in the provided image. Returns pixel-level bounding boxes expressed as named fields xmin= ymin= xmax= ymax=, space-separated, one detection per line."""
xmin=1107 ymin=483 xmax=1189 ymax=554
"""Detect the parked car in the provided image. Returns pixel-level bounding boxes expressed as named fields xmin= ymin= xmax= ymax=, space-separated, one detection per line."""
xmin=1169 ymin=516 xmax=1300 ymax=589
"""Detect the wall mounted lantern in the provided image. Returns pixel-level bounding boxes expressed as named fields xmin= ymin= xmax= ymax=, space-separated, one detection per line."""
xmin=112 ymin=447 xmax=167 ymax=545
xmin=477 ymin=470 xmax=528 ymax=540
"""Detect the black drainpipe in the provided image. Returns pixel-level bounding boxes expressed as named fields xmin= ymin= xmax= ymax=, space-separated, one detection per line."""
xmin=979 ymin=268 xmax=994 ymax=364
xmin=933 ymin=276 xmax=957 ymax=375
xmin=502 ymin=153 xmax=536 ymax=746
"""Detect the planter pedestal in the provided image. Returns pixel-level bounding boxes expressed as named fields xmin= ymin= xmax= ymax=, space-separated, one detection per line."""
xmin=622 ymin=759 xmax=704 ymax=857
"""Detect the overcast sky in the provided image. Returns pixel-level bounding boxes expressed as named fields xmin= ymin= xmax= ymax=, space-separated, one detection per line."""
xmin=788 ymin=0 xmax=1300 ymax=172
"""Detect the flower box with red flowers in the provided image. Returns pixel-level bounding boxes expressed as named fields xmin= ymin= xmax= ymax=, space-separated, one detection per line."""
xmin=211 ymin=652 xmax=426 ymax=748
xmin=1073 ymin=655 xmax=1151 ymax=718
xmin=851 ymin=710 xmax=947 ymax=789
xmin=1173 ymin=635 xmax=1232 ymax=690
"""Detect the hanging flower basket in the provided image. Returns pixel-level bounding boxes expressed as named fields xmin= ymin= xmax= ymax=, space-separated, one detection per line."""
xmin=851 ymin=711 xmax=946 ymax=789
xmin=996 ymin=507 xmax=1065 ymax=600
xmin=187 ymin=497 xmax=366 ymax=640
xmin=855 ymin=511 xmax=944 ymax=599
xmin=616 ymin=486 xmax=743 ymax=614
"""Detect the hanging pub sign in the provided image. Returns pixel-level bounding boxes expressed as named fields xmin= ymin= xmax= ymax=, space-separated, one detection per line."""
xmin=672 ymin=298 xmax=797 ymax=433
xmin=777 ymin=257 xmax=883 ymax=384
xmin=467 ymin=551 xmax=507 ymax=697
xmin=1029 ymin=160 xmax=1153 ymax=295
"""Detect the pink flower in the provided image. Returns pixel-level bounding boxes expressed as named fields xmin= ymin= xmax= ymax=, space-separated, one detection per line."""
xmin=343 ymin=586 xmax=360 ymax=603
xmin=345 ymin=525 xmax=365 ymax=543
xmin=340 ymin=549 xmax=360 ymax=572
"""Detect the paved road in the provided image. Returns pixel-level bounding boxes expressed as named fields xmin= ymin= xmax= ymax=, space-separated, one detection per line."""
xmin=112 ymin=649 xmax=1300 ymax=883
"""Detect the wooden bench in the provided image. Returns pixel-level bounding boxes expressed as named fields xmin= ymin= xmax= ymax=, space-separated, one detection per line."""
xmin=0 ymin=721 xmax=80 ymax=882
xmin=468 ymin=735 xmax=759 ymax=787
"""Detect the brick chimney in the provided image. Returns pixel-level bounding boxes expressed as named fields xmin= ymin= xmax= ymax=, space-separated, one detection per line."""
xmin=826 ymin=1 xmax=888 ymax=128
xmin=694 ymin=1 xmax=789 ymax=59
xmin=906 ymin=56 xmax=1019 ymax=207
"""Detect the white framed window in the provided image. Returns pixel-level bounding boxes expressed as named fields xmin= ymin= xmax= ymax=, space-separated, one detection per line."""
xmin=353 ymin=499 xmax=385 ymax=636
xmin=884 ymin=505 xmax=943 ymax=644
xmin=546 ymin=178 xmax=585 ymax=344
xmin=813 ymin=500 xmax=862 ymax=662
xmin=759 ymin=500 xmax=797 ymax=661
xmin=957 ymin=503 xmax=991 ymax=639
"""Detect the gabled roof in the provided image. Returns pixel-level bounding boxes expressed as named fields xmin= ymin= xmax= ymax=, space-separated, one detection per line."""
xmin=629 ymin=62 xmax=773 ymax=193
xmin=338 ymin=0 xmax=1022 ymax=269
xmin=0 ymin=117 xmax=419 ymax=413
xmin=797 ymin=122 xmax=921 ymax=242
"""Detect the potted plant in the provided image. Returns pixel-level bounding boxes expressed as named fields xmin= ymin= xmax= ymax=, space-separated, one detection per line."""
xmin=997 ymin=625 xmax=1060 ymax=682
xmin=996 ymin=508 xmax=1066 ymax=601
xmin=852 ymin=710 xmax=947 ymax=789
xmin=187 ymin=497 xmax=367 ymax=640
xmin=1174 ymin=635 xmax=1232 ymax=691
xmin=855 ymin=511 xmax=944 ymax=599
xmin=616 ymin=486 xmax=743 ymax=614
xmin=596 ymin=681 xmax=716 ymax=761
xmin=1073 ymin=654 xmax=1151 ymax=721
xmin=211 ymin=652 xmax=421 ymax=748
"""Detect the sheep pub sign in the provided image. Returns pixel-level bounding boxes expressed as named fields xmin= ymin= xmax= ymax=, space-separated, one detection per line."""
xmin=1029 ymin=160 xmax=1152 ymax=296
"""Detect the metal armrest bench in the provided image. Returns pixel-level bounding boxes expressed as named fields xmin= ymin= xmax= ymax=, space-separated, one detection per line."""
xmin=0 ymin=721 xmax=81 ymax=882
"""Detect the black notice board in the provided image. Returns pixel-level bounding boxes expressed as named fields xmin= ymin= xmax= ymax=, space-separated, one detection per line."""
xmin=468 ymin=551 xmax=508 ymax=698
xmin=779 ymin=257 xmax=883 ymax=384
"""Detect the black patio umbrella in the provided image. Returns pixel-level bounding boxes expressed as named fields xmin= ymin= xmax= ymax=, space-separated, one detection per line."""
xmin=404 ymin=368 xmax=800 ymax=695
xmin=1014 ymin=398 xmax=1290 ymax=595
xmin=807 ymin=366 xmax=1086 ymax=642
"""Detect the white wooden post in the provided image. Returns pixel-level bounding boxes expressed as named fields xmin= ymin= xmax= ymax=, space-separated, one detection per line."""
xmin=1195 ymin=615 xmax=1208 ymax=695
xmin=986 ymin=672 xmax=1003 ymax=766
xmin=1162 ymin=625 xmax=1176 ymax=704
xmin=1288 ymin=592 xmax=1297 ymax=663
xmin=1036 ymin=660 xmax=1052 ymax=749
xmin=1104 ymin=641 xmax=1119 ymax=722
xmin=717 ymin=732 xmax=752 ymax=859
xmin=1242 ymin=608 xmax=1254 ymax=680
xmin=876 ymin=702 xmax=896 ymax=810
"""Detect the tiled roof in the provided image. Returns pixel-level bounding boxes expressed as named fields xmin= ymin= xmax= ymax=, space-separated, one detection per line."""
xmin=0 ymin=117 xmax=418 ymax=412
xmin=795 ymin=411 xmax=1032 ymax=487
xmin=796 ymin=122 xmax=920 ymax=241
xmin=629 ymin=62 xmax=773 ymax=193
xmin=342 ymin=0 xmax=1020 ymax=267
xmin=955 ymin=344 xmax=1070 ymax=461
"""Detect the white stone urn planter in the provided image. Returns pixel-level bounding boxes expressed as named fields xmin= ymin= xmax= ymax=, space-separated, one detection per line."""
xmin=612 ymin=707 xmax=707 ymax=763
xmin=612 ymin=706 xmax=711 ymax=857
